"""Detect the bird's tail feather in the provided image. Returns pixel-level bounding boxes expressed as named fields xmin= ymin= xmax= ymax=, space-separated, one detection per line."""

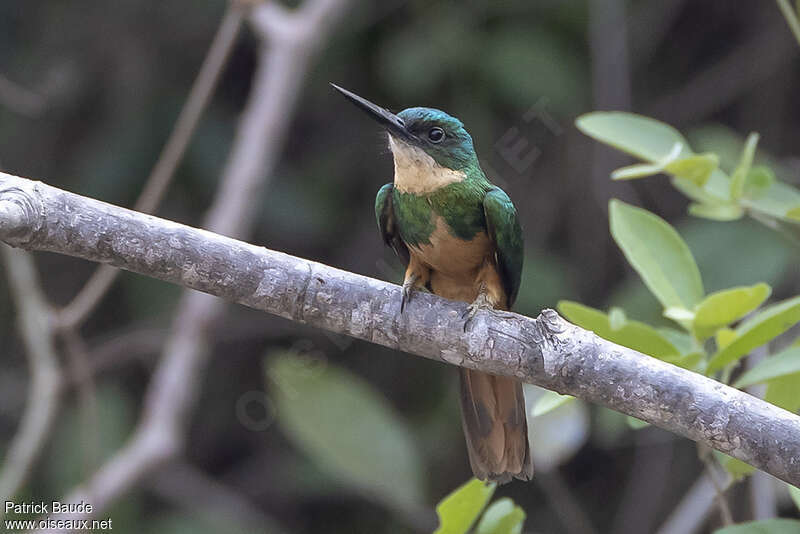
xmin=459 ymin=368 xmax=533 ymax=483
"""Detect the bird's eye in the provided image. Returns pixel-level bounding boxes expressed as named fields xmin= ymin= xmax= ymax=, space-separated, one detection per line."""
xmin=428 ymin=127 xmax=445 ymax=143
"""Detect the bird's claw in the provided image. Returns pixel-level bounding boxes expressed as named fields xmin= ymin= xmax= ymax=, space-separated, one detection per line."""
xmin=400 ymin=284 xmax=413 ymax=313
xmin=462 ymin=294 xmax=492 ymax=332
xmin=400 ymin=274 xmax=427 ymax=313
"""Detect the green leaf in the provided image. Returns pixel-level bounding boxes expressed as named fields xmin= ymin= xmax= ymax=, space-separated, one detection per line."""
xmin=716 ymin=328 xmax=737 ymax=350
xmin=715 ymin=451 xmax=756 ymax=480
xmin=45 ymin=384 xmax=136 ymax=497
xmin=558 ymin=300 xmax=680 ymax=359
xmin=475 ymin=498 xmax=525 ymax=534
xmin=687 ymin=124 xmax=784 ymax=175
xmin=611 ymin=162 xmax=666 ymax=181
xmin=730 ymin=133 xmax=759 ymax=201
xmin=145 ymin=513 xmax=261 ymax=534
xmin=609 ymin=200 xmax=704 ymax=311
xmin=788 ymin=483 xmax=800 ymax=512
xmin=664 ymin=153 xmax=719 ymax=186
xmin=707 ymin=296 xmax=800 ymax=374
xmin=579 ymin=113 xmax=800 ymax=224
xmin=688 ymin=202 xmax=744 ymax=221
xmin=693 ymin=283 xmax=772 ymax=340
xmin=657 ymin=327 xmax=696 ymax=354
xmin=745 ymin=166 xmax=775 ymax=198
xmin=266 ymin=354 xmax=424 ymax=511
xmin=608 ymin=307 xmax=626 ymax=330
xmin=434 ymin=479 xmax=496 ymax=534
xmin=532 ymin=390 xmax=575 ymax=417
xmin=765 ymin=374 xmax=800 ymax=413
xmin=664 ymin=307 xmax=695 ymax=322
xmin=743 ymin=181 xmax=800 ymax=224
xmin=714 ymin=519 xmax=800 ymax=534
xmin=576 ymin=112 xmax=692 ymax=162
xmin=662 ymin=351 xmax=705 ymax=372
xmin=672 ymin=176 xmax=727 ymax=205
xmin=733 ymin=347 xmax=800 ymax=388
xmin=626 ymin=415 xmax=650 ymax=429
xmin=610 ymin=143 xmax=691 ymax=181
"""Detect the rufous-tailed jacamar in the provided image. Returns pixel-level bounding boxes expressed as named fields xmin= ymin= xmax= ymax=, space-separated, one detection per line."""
xmin=333 ymin=84 xmax=533 ymax=483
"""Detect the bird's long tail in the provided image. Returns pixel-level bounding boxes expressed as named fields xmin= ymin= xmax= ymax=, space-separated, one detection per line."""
xmin=459 ymin=368 xmax=533 ymax=483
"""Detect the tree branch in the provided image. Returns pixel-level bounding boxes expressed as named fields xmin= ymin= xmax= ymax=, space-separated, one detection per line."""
xmin=1 ymin=171 xmax=799 ymax=488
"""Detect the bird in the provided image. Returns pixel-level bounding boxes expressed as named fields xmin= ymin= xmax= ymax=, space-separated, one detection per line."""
xmin=332 ymin=83 xmax=533 ymax=483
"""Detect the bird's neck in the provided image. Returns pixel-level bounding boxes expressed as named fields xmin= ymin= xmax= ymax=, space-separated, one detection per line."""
xmin=390 ymin=137 xmax=468 ymax=194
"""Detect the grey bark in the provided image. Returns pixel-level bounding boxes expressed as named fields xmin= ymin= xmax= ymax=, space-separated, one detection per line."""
xmin=2 ymin=171 xmax=800 ymax=487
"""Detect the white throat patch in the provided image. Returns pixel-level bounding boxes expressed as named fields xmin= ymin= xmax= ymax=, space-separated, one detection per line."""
xmin=389 ymin=136 xmax=465 ymax=194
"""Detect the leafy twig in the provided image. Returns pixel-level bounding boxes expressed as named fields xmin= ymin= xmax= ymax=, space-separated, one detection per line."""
xmin=655 ymin=473 xmax=728 ymax=534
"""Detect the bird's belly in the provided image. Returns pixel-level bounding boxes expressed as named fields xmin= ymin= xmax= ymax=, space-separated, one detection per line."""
xmin=409 ymin=217 xmax=492 ymax=302
xmin=411 ymin=218 xmax=490 ymax=275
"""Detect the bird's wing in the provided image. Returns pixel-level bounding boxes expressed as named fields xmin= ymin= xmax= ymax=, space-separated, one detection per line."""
xmin=375 ymin=183 xmax=409 ymax=264
xmin=483 ymin=187 xmax=524 ymax=307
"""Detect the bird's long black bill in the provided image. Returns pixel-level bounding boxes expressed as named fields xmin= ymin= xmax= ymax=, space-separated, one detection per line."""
xmin=330 ymin=83 xmax=414 ymax=141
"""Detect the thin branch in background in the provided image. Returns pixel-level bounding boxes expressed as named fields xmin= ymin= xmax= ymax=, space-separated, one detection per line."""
xmin=54 ymin=314 xmax=302 ymax=395
xmin=62 ymin=328 xmax=101 ymax=477
xmin=611 ymin=430 xmax=675 ymax=534
xmin=777 ymin=0 xmax=800 ymax=47
xmin=588 ymin=0 xmax=634 ymax=206
xmin=537 ymin=470 xmax=599 ymax=534
xmin=583 ymin=0 xmax=638 ymax=292
xmin=751 ymin=472 xmax=778 ymax=521
xmin=0 ymin=74 xmax=47 ymax=117
xmin=55 ymin=2 xmax=246 ymax=331
xmin=702 ymin=451 xmax=734 ymax=526
xmin=648 ymin=24 xmax=796 ymax=125
xmin=149 ymin=461 xmax=290 ymax=534
xmin=0 ymin=246 xmax=61 ymax=519
xmin=656 ymin=473 xmax=725 ymax=534
xmin=30 ymin=0 xmax=352 ymax=529
xmin=629 ymin=0 xmax=689 ymax=67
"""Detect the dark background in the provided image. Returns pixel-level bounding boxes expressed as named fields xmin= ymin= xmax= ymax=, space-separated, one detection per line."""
xmin=1 ymin=1 xmax=799 ymax=533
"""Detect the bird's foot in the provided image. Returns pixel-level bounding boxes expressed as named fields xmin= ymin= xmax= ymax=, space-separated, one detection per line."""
xmin=462 ymin=292 xmax=494 ymax=332
xmin=400 ymin=274 xmax=420 ymax=313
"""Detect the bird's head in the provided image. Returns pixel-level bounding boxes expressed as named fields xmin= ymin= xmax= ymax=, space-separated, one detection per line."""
xmin=332 ymin=84 xmax=480 ymax=177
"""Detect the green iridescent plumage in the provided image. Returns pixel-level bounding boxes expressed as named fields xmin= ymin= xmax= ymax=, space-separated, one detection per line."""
xmin=374 ymin=106 xmax=524 ymax=307
xmin=482 ymin=188 xmax=523 ymax=305
xmin=334 ymin=83 xmax=533 ymax=483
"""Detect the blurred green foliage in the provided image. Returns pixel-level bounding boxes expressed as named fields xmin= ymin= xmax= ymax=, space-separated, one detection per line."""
xmin=714 ymin=519 xmax=800 ymax=534
xmin=575 ymin=111 xmax=800 ymax=527
xmin=432 ymin=478 xmax=525 ymax=534
xmin=266 ymin=353 xmax=424 ymax=513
